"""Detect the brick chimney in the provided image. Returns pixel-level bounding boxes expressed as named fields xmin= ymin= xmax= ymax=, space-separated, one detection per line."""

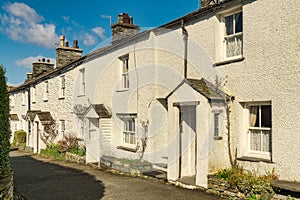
xmin=111 ymin=13 xmax=140 ymax=42
xmin=56 ymin=35 xmax=83 ymax=68
xmin=32 ymin=59 xmax=54 ymax=78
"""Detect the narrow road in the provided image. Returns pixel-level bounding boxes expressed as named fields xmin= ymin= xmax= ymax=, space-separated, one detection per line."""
xmin=10 ymin=150 xmax=221 ymax=200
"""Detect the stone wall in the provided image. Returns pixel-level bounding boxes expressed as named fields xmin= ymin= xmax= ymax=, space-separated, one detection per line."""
xmin=0 ymin=173 xmax=14 ymax=200
xmin=65 ymin=152 xmax=86 ymax=164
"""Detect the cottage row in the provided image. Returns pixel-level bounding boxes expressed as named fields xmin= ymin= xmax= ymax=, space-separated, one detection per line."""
xmin=9 ymin=0 xmax=300 ymax=188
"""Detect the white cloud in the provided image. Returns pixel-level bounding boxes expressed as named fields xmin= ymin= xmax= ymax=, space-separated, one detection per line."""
xmin=0 ymin=2 xmax=58 ymax=48
xmin=80 ymin=32 xmax=97 ymax=46
xmin=16 ymin=55 xmax=56 ymax=68
xmin=92 ymin=27 xmax=106 ymax=40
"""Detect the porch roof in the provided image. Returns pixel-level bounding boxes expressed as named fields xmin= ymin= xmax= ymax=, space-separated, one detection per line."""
xmin=84 ymin=104 xmax=112 ymax=118
xmin=25 ymin=110 xmax=41 ymax=121
xmin=186 ymin=78 xmax=229 ymax=100
xmin=9 ymin=114 xmax=19 ymax=121
xmin=166 ymin=78 xmax=229 ymax=102
xmin=35 ymin=112 xmax=55 ymax=125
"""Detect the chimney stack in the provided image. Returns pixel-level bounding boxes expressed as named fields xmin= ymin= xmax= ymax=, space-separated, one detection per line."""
xmin=32 ymin=59 xmax=54 ymax=78
xmin=24 ymin=72 xmax=33 ymax=83
xmin=56 ymin=35 xmax=83 ymax=68
xmin=111 ymin=13 xmax=140 ymax=42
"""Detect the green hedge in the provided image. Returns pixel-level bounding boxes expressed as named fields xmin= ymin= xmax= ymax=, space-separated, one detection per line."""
xmin=13 ymin=130 xmax=27 ymax=147
xmin=0 ymin=65 xmax=10 ymax=178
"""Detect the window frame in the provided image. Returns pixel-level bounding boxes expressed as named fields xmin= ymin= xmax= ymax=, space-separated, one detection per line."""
xmin=43 ymin=81 xmax=49 ymax=101
xmin=118 ymin=114 xmax=137 ymax=147
xmin=79 ymin=69 xmax=85 ymax=96
xmin=59 ymin=120 xmax=65 ymax=136
xmin=32 ymin=86 xmax=36 ymax=103
xmin=246 ymin=102 xmax=272 ymax=159
xmin=220 ymin=7 xmax=243 ymax=61
xmin=119 ymin=54 xmax=129 ymax=90
xmin=59 ymin=75 xmax=66 ymax=99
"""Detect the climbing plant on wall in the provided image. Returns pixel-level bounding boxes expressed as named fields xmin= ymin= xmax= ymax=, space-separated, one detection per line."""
xmin=0 ymin=65 xmax=11 ymax=178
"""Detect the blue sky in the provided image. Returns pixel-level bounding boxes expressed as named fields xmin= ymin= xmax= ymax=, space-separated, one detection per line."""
xmin=0 ymin=0 xmax=199 ymax=85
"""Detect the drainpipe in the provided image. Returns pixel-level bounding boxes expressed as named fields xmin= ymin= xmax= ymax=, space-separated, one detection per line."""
xmin=181 ymin=19 xmax=188 ymax=79
xmin=27 ymin=88 xmax=31 ymax=141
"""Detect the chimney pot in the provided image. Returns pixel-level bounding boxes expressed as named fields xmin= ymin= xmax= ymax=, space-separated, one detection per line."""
xmin=129 ymin=16 xmax=133 ymax=24
xmin=65 ymin=41 xmax=69 ymax=47
xmin=42 ymin=58 xmax=45 ymax=62
xmin=60 ymin=35 xmax=65 ymax=47
xmin=73 ymin=40 xmax=78 ymax=48
xmin=47 ymin=59 xmax=50 ymax=63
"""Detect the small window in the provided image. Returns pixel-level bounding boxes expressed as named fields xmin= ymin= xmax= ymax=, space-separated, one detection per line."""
xmin=123 ymin=118 xmax=136 ymax=145
xmin=119 ymin=55 xmax=129 ymax=89
xmin=32 ymin=86 xmax=36 ymax=103
xmin=59 ymin=120 xmax=65 ymax=135
xmin=60 ymin=76 xmax=66 ymax=98
xmin=44 ymin=81 xmax=49 ymax=101
xmin=248 ymin=104 xmax=272 ymax=153
xmin=223 ymin=10 xmax=243 ymax=59
xmin=79 ymin=69 xmax=85 ymax=95
xmin=214 ymin=113 xmax=220 ymax=138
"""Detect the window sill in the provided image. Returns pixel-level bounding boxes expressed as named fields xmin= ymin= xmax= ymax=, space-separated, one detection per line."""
xmin=32 ymin=102 xmax=36 ymax=104
xmin=58 ymin=96 xmax=65 ymax=100
xmin=214 ymin=136 xmax=223 ymax=140
xmin=214 ymin=57 xmax=244 ymax=66
xmin=43 ymin=99 xmax=48 ymax=102
xmin=237 ymin=156 xmax=274 ymax=163
xmin=117 ymin=88 xmax=129 ymax=92
xmin=117 ymin=146 xmax=137 ymax=153
xmin=77 ymin=94 xmax=85 ymax=97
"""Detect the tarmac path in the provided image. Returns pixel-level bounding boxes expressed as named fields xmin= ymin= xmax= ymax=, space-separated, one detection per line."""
xmin=10 ymin=150 xmax=221 ymax=200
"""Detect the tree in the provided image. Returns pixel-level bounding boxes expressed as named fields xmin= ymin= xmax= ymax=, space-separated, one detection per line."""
xmin=0 ymin=65 xmax=10 ymax=178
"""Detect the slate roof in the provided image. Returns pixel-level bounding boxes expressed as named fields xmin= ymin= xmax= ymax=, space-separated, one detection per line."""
xmin=166 ymin=78 xmax=229 ymax=101
xmin=9 ymin=114 xmax=19 ymax=121
xmin=186 ymin=78 xmax=229 ymax=100
xmin=91 ymin=104 xmax=112 ymax=118
xmin=25 ymin=110 xmax=41 ymax=121
xmin=36 ymin=112 xmax=54 ymax=125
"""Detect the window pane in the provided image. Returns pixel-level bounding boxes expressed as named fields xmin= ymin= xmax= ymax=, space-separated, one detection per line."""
xmin=262 ymin=130 xmax=271 ymax=152
xmin=249 ymin=106 xmax=259 ymax=127
xmin=250 ymin=129 xmax=261 ymax=151
xmin=225 ymin=15 xmax=234 ymax=35
xmin=261 ymin=105 xmax=272 ymax=128
xmin=235 ymin=12 xmax=243 ymax=33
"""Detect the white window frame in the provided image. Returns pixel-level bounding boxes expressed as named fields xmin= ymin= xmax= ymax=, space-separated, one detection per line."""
xmin=43 ymin=81 xmax=49 ymax=101
xmin=119 ymin=55 xmax=129 ymax=90
xmin=220 ymin=8 xmax=243 ymax=61
xmin=122 ymin=117 xmax=136 ymax=147
xmin=32 ymin=86 xmax=36 ymax=103
xmin=59 ymin=75 xmax=66 ymax=99
xmin=79 ymin=69 xmax=85 ymax=96
xmin=59 ymin=120 xmax=65 ymax=135
xmin=246 ymin=102 xmax=272 ymax=159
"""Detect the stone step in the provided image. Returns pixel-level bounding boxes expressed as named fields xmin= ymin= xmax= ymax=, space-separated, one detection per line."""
xmin=153 ymin=163 xmax=168 ymax=172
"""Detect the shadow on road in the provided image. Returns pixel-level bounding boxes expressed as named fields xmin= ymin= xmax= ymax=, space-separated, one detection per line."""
xmin=10 ymin=154 xmax=104 ymax=200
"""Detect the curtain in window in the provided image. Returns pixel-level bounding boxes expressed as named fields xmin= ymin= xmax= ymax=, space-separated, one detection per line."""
xmin=249 ymin=106 xmax=258 ymax=127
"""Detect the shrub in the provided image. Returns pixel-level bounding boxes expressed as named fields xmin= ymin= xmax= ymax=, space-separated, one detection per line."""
xmin=216 ymin=165 xmax=278 ymax=199
xmin=13 ymin=129 xmax=27 ymax=147
xmin=57 ymin=134 xmax=78 ymax=152
xmin=0 ymin=65 xmax=10 ymax=178
xmin=69 ymin=146 xmax=86 ymax=157
xmin=40 ymin=144 xmax=65 ymax=160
